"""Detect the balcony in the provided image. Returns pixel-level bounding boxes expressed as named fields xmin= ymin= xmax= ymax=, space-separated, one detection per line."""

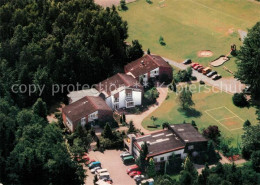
xmin=125 ymin=96 xmax=134 ymax=108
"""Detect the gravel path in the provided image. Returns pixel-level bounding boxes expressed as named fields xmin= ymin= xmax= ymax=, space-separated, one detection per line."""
xmin=163 ymin=57 xmax=245 ymax=94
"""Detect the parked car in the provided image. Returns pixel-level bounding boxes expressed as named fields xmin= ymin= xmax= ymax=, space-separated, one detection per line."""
xmin=194 ymin=65 xmax=203 ymax=70
xmin=129 ymin=171 xmax=141 ymax=178
xmin=197 ymin=66 xmax=204 ymax=72
xmin=134 ymin=175 xmax=145 ymax=181
xmin=207 ymin=71 xmax=217 ymax=77
xmin=96 ymin=169 xmax=108 ymax=175
xmin=191 ymin=63 xmax=199 ymax=68
xmin=120 ymin=151 xmax=129 ymax=157
xmin=127 ymin=165 xmax=139 ymax=174
xmin=202 ymin=67 xmax=212 ymax=75
xmin=182 ymin=59 xmax=192 ymax=64
xmin=98 ymin=172 xmax=110 ymax=180
xmin=89 ymin=161 xmax=101 ymax=169
xmin=91 ymin=166 xmax=101 ymax=174
xmin=120 ymin=153 xmax=131 ymax=159
xmin=122 ymin=156 xmax=135 ymax=165
xmin=212 ymin=74 xmax=222 ymax=80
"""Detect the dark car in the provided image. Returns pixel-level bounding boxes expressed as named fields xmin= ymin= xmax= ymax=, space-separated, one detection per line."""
xmin=198 ymin=66 xmax=204 ymax=73
xmin=212 ymin=74 xmax=222 ymax=80
xmin=182 ymin=59 xmax=192 ymax=64
xmin=207 ymin=71 xmax=217 ymax=77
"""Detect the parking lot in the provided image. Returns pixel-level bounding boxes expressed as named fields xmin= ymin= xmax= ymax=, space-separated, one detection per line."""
xmin=85 ymin=150 xmax=136 ymax=185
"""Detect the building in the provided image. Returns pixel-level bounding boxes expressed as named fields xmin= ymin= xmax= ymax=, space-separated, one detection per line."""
xmin=125 ymin=124 xmax=207 ymax=168
xmin=95 ymin=73 xmax=143 ymax=110
xmin=124 ymin=54 xmax=173 ymax=83
xmin=62 ymin=96 xmax=113 ymax=132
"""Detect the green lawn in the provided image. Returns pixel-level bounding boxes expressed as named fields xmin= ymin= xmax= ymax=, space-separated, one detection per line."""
xmin=120 ymin=0 xmax=260 ymax=77
xmin=142 ymin=84 xmax=258 ymax=146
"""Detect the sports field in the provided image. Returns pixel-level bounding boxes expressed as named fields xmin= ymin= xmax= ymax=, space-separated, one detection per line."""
xmin=142 ymin=84 xmax=258 ymax=146
xmin=120 ymin=0 xmax=260 ymax=77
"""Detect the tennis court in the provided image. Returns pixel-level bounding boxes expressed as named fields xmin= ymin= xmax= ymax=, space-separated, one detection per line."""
xmin=205 ymin=106 xmax=244 ymax=131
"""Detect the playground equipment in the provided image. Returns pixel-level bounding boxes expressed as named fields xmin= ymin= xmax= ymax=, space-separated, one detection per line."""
xmin=158 ymin=0 xmax=166 ymax=8
xmin=210 ymin=44 xmax=236 ymax=67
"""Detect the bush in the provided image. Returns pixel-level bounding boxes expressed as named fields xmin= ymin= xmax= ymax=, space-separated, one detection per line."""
xmin=144 ymin=87 xmax=159 ymax=105
xmin=191 ymin=76 xmax=197 ymax=81
xmin=159 ymin=36 xmax=166 ymax=46
xmin=199 ymin=80 xmax=205 ymax=84
xmin=232 ymin=93 xmax=248 ymax=107
xmin=174 ymin=68 xmax=193 ymax=83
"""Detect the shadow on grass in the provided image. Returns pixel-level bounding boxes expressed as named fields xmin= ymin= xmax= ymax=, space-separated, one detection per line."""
xmin=177 ymin=107 xmax=202 ymax=118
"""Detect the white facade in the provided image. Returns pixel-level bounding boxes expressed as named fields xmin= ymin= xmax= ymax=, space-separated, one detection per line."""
xmin=149 ymin=67 xmax=159 ymax=78
xmin=106 ymin=88 xmax=142 ymax=110
xmin=88 ymin=111 xmax=98 ymax=122
xmin=66 ymin=117 xmax=73 ymax=131
xmin=152 ymin=149 xmax=187 ymax=163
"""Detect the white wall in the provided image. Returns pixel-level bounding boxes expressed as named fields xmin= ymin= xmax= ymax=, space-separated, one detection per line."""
xmin=105 ymin=97 xmax=112 ymax=109
xmin=119 ymin=90 xmax=126 ymax=108
xmin=150 ymin=67 xmax=159 ymax=78
xmin=88 ymin=111 xmax=98 ymax=122
xmin=152 ymin=149 xmax=185 ymax=163
xmin=133 ymin=91 xmax=142 ymax=106
xmin=66 ymin=117 xmax=73 ymax=131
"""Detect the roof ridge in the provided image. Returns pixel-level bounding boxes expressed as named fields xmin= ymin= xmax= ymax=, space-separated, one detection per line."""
xmin=117 ymin=73 xmax=131 ymax=86
xmin=147 ymin=54 xmax=161 ymax=67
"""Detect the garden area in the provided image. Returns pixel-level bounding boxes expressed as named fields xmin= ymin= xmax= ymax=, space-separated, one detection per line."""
xmin=120 ymin=0 xmax=260 ymax=77
xmin=142 ymin=83 xmax=258 ymax=146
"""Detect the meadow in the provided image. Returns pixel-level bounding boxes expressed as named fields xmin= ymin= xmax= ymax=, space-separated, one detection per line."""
xmin=142 ymin=84 xmax=258 ymax=146
xmin=120 ymin=0 xmax=260 ymax=77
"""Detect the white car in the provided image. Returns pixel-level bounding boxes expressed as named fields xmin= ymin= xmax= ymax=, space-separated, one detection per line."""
xmin=120 ymin=152 xmax=130 ymax=158
xmin=91 ymin=166 xmax=101 ymax=174
xmin=134 ymin=175 xmax=145 ymax=181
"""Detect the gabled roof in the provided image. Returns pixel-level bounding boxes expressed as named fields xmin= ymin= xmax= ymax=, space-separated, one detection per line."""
xmin=62 ymin=96 xmax=112 ymax=123
xmin=124 ymin=55 xmax=171 ymax=78
xmin=95 ymin=73 xmax=142 ymax=97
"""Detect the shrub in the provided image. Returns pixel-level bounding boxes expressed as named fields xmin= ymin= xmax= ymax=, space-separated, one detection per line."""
xmin=191 ymin=76 xmax=197 ymax=81
xmin=159 ymin=36 xmax=166 ymax=46
xmin=199 ymin=80 xmax=205 ymax=85
xmin=232 ymin=93 xmax=248 ymax=107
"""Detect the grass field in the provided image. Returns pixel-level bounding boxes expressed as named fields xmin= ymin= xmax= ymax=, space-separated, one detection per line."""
xmin=142 ymin=84 xmax=258 ymax=146
xmin=120 ymin=0 xmax=260 ymax=77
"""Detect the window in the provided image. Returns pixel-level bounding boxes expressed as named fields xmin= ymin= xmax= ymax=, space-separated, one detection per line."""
xmin=160 ymin=157 xmax=164 ymax=161
xmin=81 ymin=117 xmax=86 ymax=123
xmin=188 ymin=145 xmax=194 ymax=150
xmin=114 ymin=98 xmax=119 ymax=102
xmin=126 ymin=93 xmax=132 ymax=97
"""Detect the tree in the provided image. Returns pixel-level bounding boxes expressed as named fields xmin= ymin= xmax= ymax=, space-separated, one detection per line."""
xmin=179 ymin=171 xmax=193 ymax=185
xmin=102 ymin=123 xmax=114 ymax=140
xmin=243 ymin=120 xmax=251 ymax=128
xmin=235 ymin=22 xmax=260 ymax=99
xmin=151 ymin=116 xmax=158 ymax=125
xmin=241 ymin=125 xmax=260 ymax=159
xmin=232 ymin=93 xmax=248 ymax=107
xmin=147 ymin=48 xmax=151 ymax=55
xmin=154 ymin=175 xmax=176 ymax=185
xmin=136 ymin=142 xmax=149 ymax=172
xmin=178 ymin=86 xmax=194 ymax=109
xmin=159 ymin=36 xmax=166 ymax=45
xmin=183 ymin=156 xmax=198 ymax=178
xmin=203 ymin=125 xmax=221 ymax=144
xmin=127 ymin=121 xmax=136 ymax=134
xmin=207 ymin=140 xmax=219 ymax=164
xmin=32 ymin=98 xmax=47 ymax=119
xmin=191 ymin=120 xmax=198 ymax=130
xmin=166 ymin=153 xmax=183 ymax=174
xmin=120 ymin=116 xmax=123 ymax=124
xmin=122 ymin=113 xmax=126 ymax=123
xmin=186 ymin=66 xmax=193 ymax=78
xmin=251 ymin=150 xmax=260 ymax=172
xmin=96 ymin=137 xmax=100 ymax=149
xmin=120 ymin=0 xmax=127 ymax=10
xmin=127 ymin=40 xmax=144 ymax=61
xmin=170 ymin=79 xmax=177 ymax=92
xmin=197 ymin=163 xmax=210 ymax=185
xmin=147 ymin=158 xmax=156 ymax=177
xmin=162 ymin=122 xmax=170 ymax=130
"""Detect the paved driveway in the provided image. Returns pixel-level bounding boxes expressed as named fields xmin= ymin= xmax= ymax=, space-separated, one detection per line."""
xmin=85 ymin=150 xmax=136 ymax=185
xmin=94 ymin=0 xmax=136 ymax=7
xmin=126 ymin=86 xmax=168 ymax=134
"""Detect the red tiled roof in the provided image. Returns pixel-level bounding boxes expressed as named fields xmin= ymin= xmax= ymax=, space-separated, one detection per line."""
xmin=95 ymin=73 xmax=142 ymax=96
xmin=124 ymin=55 xmax=171 ymax=78
xmin=62 ymin=96 xmax=112 ymax=123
